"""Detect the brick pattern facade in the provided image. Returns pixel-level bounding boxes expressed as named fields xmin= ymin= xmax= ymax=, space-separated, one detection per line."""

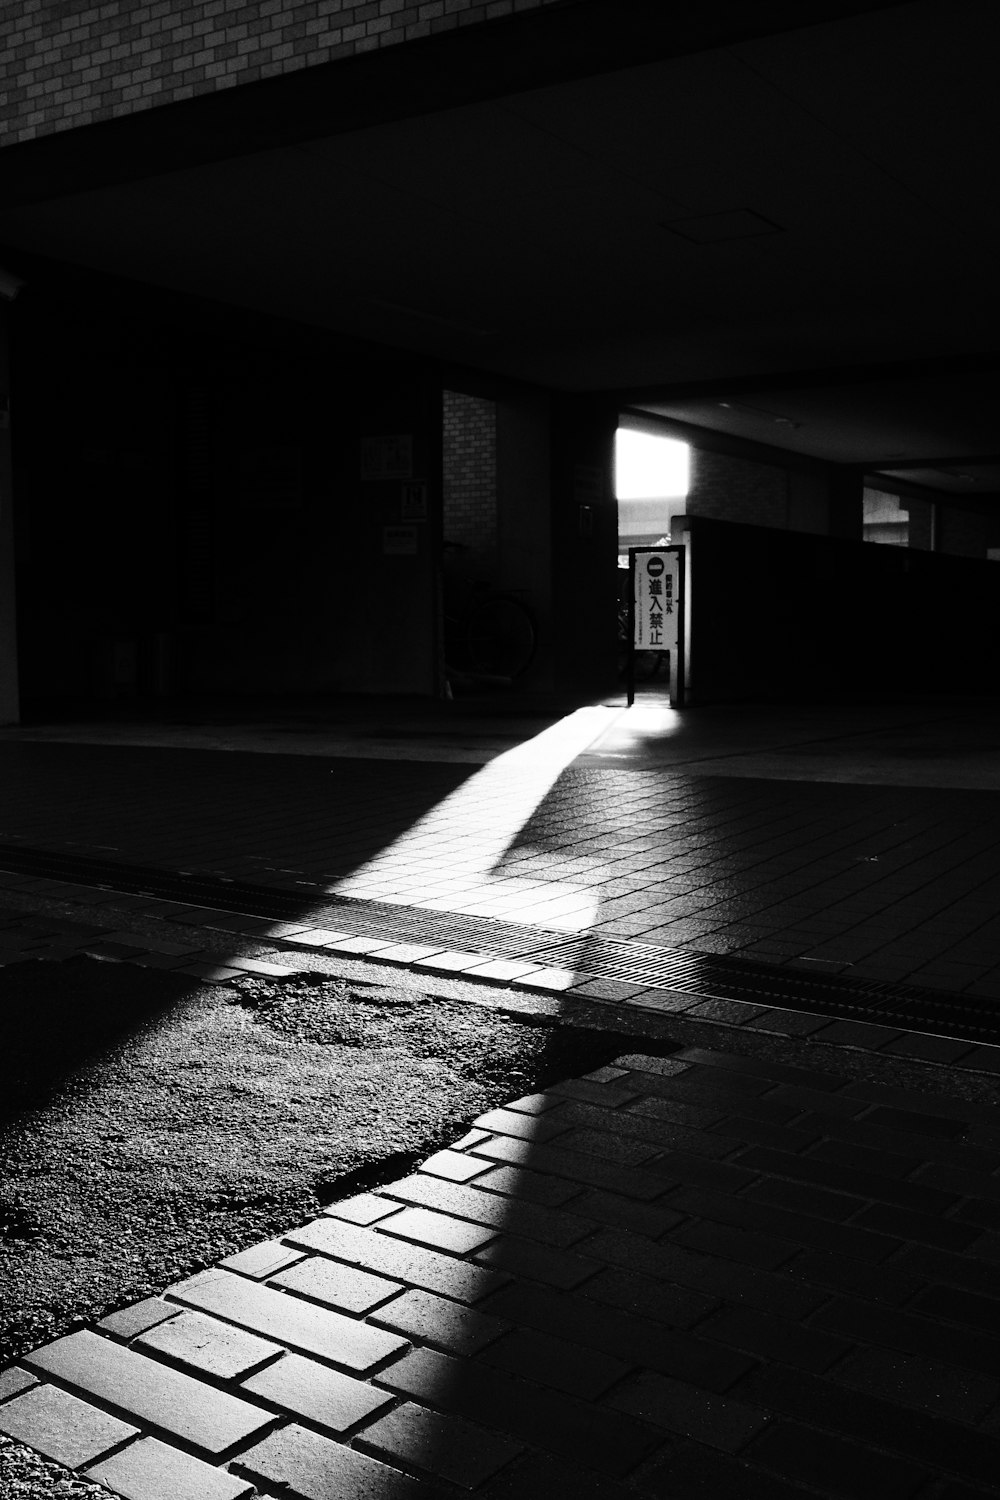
xmin=442 ymin=388 xmax=497 ymax=566
xmin=687 ymin=449 xmax=830 ymax=536
xmin=1 ymin=0 xmax=566 ymax=145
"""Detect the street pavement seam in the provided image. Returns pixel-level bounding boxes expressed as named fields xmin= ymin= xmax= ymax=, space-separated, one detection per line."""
xmin=2 ymin=876 xmax=1000 ymax=1082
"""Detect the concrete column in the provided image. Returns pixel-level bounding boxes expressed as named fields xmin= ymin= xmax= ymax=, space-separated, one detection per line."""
xmin=0 ymin=301 xmax=18 ymax=725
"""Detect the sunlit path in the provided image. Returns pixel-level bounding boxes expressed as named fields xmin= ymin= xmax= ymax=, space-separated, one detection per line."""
xmin=331 ymin=707 xmax=624 ymax=931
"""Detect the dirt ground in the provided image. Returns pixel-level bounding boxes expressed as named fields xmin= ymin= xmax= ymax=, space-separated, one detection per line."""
xmin=1 ymin=956 xmax=645 ymax=1366
xmin=1 ymin=953 xmax=655 ymax=1495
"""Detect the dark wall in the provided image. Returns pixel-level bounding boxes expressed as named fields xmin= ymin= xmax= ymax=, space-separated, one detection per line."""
xmin=550 ymin=394 xmax=619 ymax=697
xmin=686 ymin=515 xmax=1000 ymax=702
xmin=11 ymin=268 xmax=442 ymax=702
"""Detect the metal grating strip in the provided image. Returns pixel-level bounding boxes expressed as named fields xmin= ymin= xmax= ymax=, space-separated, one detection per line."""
xmin=3 ymin=840 xmax=1000 ymax=1044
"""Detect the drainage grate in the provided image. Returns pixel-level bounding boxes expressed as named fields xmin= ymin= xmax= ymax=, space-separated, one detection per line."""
xmin=3 ymin=840 xmax=1000 ymax=1044
xmin=521 ymin=935 xmax=1000 ymax=1040
xmin=0 ymin=842 xmax=573 ymax=954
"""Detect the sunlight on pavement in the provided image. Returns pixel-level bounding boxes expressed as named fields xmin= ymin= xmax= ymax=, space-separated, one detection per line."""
xmin=330 ymin=706 xmax=625 ymax=930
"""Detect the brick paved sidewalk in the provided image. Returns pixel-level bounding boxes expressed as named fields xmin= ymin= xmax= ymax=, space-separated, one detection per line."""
xmin=4 ymin=723 xmax=1000 ymax=997
xmin=4 ymin=1041 xmax=1000 ymax=1500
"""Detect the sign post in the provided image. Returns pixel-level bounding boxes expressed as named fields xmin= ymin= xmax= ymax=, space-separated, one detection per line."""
xmin=627 ymin=545 xmax=685 ymax=708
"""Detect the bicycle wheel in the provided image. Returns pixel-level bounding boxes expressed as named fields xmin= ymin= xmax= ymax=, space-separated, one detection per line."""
xmin=467 ymin=595 xmax=536 ymax=679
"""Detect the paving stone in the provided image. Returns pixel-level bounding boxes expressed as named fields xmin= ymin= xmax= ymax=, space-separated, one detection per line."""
xmin=733 ymin=1145 xmax=959 ymax=1214
xmin=322 ymin=1193 xmax=402 ymax=1225
xmin=851 ymin=1202 xmax=979 ymax=1251
xmin=381 ymin=1173 xmax=594 ymax=1248
xmin=101 ymin=930 xmax=201 ymax=956
xmin=608 ymin=1370 xmax=769 ymax=1452
xmin=581 ymin=1266 xmax=719 ymax=1329
xmin=479 ymin=1325 xmax=631 ymax=1399
xmin=785 ymin=1248 xmax=923 ymax=1304
xmin=136 ymin=1308 xmax=282 ymax=1379
xmin=743 ymin=1174 xmax=870 ymax=1224
xmin=633 ymin=1438 xmax=820 ymax=1500
xmin=87 ymin=1435 xmax=255 ymax=1500
xmin=374 ymin=1344 xmax=666 ymax=1478
xmin=748 ymin=1421 xmax=927 ymax=1499
xmin=480 ymin=1281 xmax=752 ymax=1392
xmin=0 ymin=1381 xmax=137 ymax=1469
xmin=578 ymin=1230 xmax=825 ymax=1320
xmin=375 ymin=1204 xmax=499 ymax=1256
xmin=699 ymin=1304 xmax=850 ymax=1373
xmin=893 ymin=1243 xmax=1000 ymax=1299
xmin=371 ymin=942 xmax=446 ymax=964
xmin=369 ymin=1287 xmax=508 ymax=1355
xmin=505 ymin=1091 xmax=561 ymax=1115
xmin=911 ymin=1284 xmax=1000 ymax=1336
xmin=744 ymin=1360 xmax=1000 ymax=1487
xmin=419 ymin=1149 xmax=493 ymax=1183
xmin=0 ymin=1367 xmax=37 ymax=1402
xmin=479 ymin=1450 xmax=644 ymax=1500
xmin=809 ymin=1020 xmax=906 ymax=1049
xmin=813 ymin=1296 xmax=1000 ymax=1379
xmin=218 ymin=955 xmax=299 ymax=977
xmin=471 ymin=1163 xmax=585 ymax=1209
xmin=830 ymin=1346 xmax=1000 ymax=1423
xmin=21 ymin=1330 xmax=273 ymax=1456
xmin=130 ymin=951 xmax=191 ymax=969
xmin=467 ymin=1131 xmax=668 ymax=1200
xmin=179 ymin=962 xmax=246 ymax=983
xmin=547 ymin=1076 xmax=642 ymax=1107
xmin=357 ymin=1400 xmax=524 ymax=1488
xmin=861 ymin=1106 xmax=970 ymax=1140
xmin=646 ymin=1151 xmax=761 ymax=1195
xmin=804 ymin=1135 xmax=922 ymax=1180
xmin=667 ymin=1048 xmax=844 ymax=1093
xmin=236 ymin=1422 xmax=429 ymax=1499
xmin=288 ymin=927 xmax=355 ymax=946
xmin=882 ymin=1034 xmax=978 ymax=1065
xmin=669 ymin=1218 xmax=797 ymax=1272
xmin=283 ymin=1216 xmax=508 ymax=1303
xmin=219 ymin=1238 xmax=306 ymax=1279
xmin=241 ymin=1352 xmax=395 ymax=1434
xmin=472 ymin=1106 xmax=571 ymax=1143
xmin=272 ymin=1256 xmax=404 ymax=1314
xmin=472 ymin=1227 xmax=605 ymax=1289
xmin=665 ymin=1183 xmax=898 ymax=1264
xmin=565 ymin=1187 xmax=684 ymax=1240
xmin=412 ymin=949 xmax=484 ymax=972
xmin=546 ymin=1099 xmax=736 ymax=1159
xmin=465 ymin=957 xmax=545 ymax=981
xmin=168 ymin=1269 xmax=407 ymax=1372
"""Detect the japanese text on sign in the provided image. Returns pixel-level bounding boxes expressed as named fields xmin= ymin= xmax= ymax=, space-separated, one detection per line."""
xmin=633 ymin=550 xmax=679 ymax=653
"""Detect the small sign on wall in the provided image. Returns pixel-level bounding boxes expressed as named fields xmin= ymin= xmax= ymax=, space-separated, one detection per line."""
xmin=401 ymin=481 xmax=428 ymax=521
xmin=382 ymin=525 xmax=418 ymax=555
xmin=361 ymin=434 xmax=413 ymax=480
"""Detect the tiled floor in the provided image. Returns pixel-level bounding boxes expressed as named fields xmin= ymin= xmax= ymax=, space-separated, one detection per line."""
xmin=3 ymin=698 xmax=1000 ymax=996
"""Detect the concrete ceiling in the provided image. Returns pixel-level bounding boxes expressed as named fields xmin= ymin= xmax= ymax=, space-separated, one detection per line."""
xmin=1 ymin=0 xmax=998 ymax=495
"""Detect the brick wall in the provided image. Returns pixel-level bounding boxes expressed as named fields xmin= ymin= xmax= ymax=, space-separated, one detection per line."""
xmin=1 ymin=0 xmax=567 ymax=145
xmin=443 ymin=388 xmax=496 ymax=568
xmin=687 ymin=449 xmax=830 ymax=535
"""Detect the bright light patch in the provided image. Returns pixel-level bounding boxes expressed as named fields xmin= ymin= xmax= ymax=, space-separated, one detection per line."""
xmin=330 ymin=707 xmax=624 ymax=931
xmin=615 ymin=428 xmax=690 ymax=500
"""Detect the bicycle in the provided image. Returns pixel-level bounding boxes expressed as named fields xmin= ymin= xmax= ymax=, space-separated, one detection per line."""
xmin=442 ymin=545 xmax=537 ymax=688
